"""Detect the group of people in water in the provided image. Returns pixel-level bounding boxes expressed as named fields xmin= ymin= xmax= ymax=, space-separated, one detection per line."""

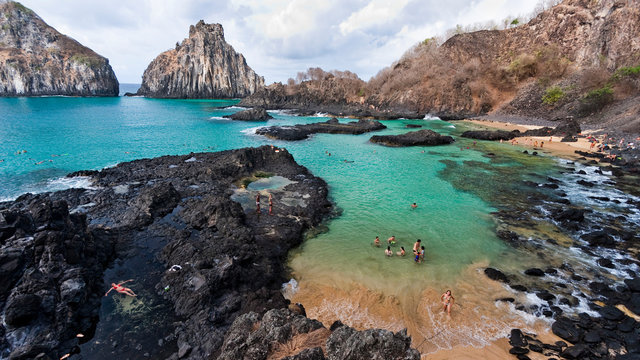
xmin=375 ymin=236 xmax=426 ymax=263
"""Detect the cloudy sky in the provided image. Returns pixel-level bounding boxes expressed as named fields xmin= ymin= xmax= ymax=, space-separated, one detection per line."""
xmin=19 ymin=0 xmax=541 ymax=84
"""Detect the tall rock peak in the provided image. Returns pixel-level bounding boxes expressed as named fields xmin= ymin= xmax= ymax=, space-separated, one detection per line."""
xmin=138 ymin=21 xmax=264 ymax=99
xmin=0 ymin=1 xmax=119 ymax=96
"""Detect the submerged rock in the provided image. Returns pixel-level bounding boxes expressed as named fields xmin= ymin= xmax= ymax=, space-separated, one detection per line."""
xmin=369 ymin=129 xmax=454 ymax=147
xmin=256 ymin=118 xmax=386 ymax=141
xmin=138 ymin=21 xmax=263 ymax=98
xmin=0 ymin=1 xmax=119 ymax=96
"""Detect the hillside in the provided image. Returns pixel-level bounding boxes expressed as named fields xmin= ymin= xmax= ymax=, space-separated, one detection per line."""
xmin=242 ymin=0 xmax=640 ymax=135
xmin=0 ymin=1 xmax=119 ymax=96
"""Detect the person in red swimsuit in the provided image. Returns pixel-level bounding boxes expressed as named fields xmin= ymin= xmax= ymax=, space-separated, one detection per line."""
xmin=105 ymin=279 xmax=136 ymax=297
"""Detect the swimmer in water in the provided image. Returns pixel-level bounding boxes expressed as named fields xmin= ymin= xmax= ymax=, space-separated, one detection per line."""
xmin=385 ymin=246 xmax=393 ymax=256
xmin=396 ymin=246 xmax=405 ymax=256
xmin=374 ymin=236 xmax=380 ymax=247
xmin=387 ymin=235 xmax=396 ymax=245
xmin=105 ymin=279 xmax=136 ymax=297
xmin=411 ymin=203 xmax=417 ymax=209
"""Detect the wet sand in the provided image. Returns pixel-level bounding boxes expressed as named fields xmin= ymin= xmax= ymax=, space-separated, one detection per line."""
xmin=290 ymin=262 xmax=564 ymax=359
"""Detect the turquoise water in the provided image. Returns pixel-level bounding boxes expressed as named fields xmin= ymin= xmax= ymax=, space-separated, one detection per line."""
xmin=4 ymin=95 xmax=626 ymax=354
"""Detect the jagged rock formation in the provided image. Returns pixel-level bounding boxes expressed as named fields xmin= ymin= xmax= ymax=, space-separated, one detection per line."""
xmin=138 ymin=21 xmax=263 ymax=99
xmin=0 ymin=146 xmax=334 ymax=359
xmin=369 ymin=129 xmax=455 ymax=147
xmin=218 ymin=308 xmax=421 ymax=360
xmin=223 ymin=107 xmax=273 ymax=121
xmin=255 ymin=118 xmax=387 ymax=141
xmin=0 ymin=1 xmax=119 ymax=96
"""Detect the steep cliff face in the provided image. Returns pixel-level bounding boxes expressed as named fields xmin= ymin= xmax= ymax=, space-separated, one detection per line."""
xmin=138 ymin=21 xmax=264 ymax=99
xmin=0 ymin=1 xmax=119 ymax=96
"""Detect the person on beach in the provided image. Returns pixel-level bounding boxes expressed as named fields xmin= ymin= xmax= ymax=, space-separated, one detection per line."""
xmin=388 ymin=235 xmax=396 ymax=245
xmin=268 ymin=193 xmax=273 ymax=215
xmin=374 ymin=236 xmax=381 ymax=247
xmin=411 ymin=203 xmax=417 ymax=209
xmin=105 ymin=280 xmax=136 ymax=297
xmin=534 ymin=140 xmax=538 ymax=148
xmin=385 ymin=246 xmax=393 ymax=256
xmin=397 ymin=246 xmax=405 ymax=256
xmin=419 ymin=246 xmax=425 ymax=262
xmin=256 ymin=194 xmax=261 ymax=213
xmin=441 ymin=290 xmax=454 ymax=315
xmin=540 ymin=141 xmax=544 ymax=148
xmin=413 ymin=239 xmax=421 ymax=255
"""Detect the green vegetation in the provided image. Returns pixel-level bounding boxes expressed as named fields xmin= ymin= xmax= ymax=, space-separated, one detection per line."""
xmin=612 ymin=65 xmax=640 ymax=80
xmin=70 ymin=53 xmax=102 ymax=68
xmin=510 ymin=19 xmax=520 ymax=26
xmin=238 ymin=171 xmax=274 ymax=188
xmin=580 ymin=85 xmax=614 ymax=114
xmin=542 ymin=86 xmax=565 ymax=105
xmin=357 ymin=88 xmax=365 ymax=97
xmin=12 ymin=2 xmax=33 ymax=15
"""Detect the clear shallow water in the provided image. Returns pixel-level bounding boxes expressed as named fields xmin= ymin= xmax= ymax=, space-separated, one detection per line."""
xmin=1 ymin=96 xmax=637 ymax=356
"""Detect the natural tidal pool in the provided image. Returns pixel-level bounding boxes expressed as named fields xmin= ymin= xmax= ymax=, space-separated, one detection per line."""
xmin=1 ymin=97 xmax=638 ymax=357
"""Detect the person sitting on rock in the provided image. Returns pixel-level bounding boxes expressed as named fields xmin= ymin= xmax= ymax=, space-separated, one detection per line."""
xmin=105 ymin=279 xmax=136 ymax=297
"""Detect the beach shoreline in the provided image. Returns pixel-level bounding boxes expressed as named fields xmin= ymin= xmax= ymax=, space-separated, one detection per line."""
xmin=463 ymin=118 xmax=599 ymax=160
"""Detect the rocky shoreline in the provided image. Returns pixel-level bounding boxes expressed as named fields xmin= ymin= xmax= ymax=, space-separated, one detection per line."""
xmin=0 ymin=146 xmax=426 ymax=360
xmin=369 ymin=129 xmax=455 ymax=147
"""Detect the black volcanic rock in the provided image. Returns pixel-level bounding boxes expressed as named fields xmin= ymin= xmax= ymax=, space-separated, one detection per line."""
xmin=369 ymin=129 xmax=454 ymax=147
xmin=484 ymin=267 xmax=509 ymax=283
xmin=256 ymin=118 xmax=386 ymax=141
xmin=461 ymin=130 xmax=519 ymax=140
xmin=224 ymin=107 xmax=273 ymax=121
xmin=0 ymin=1 xmax=119 ymax=96
xmin=0 ymin=146 xmax=334 ymax=359
xmin=218 ymin=308 xmax=420 ymax=360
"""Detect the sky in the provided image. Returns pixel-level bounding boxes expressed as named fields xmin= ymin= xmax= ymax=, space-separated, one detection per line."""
xmin=18 ymin=0 xmax=541 ymax=84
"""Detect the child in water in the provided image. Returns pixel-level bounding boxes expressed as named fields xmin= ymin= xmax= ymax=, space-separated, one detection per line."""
xmin=396 ymin=246 xmax=405 ymax=256
xmin=385 ymin=246 xmax=393 ymax=256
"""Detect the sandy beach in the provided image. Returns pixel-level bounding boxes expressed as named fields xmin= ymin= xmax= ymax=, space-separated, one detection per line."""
xmin=464 ymin=119 xmax=598 ymax=160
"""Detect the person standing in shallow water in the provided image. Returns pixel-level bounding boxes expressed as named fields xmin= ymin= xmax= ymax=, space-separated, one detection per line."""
xmin=256 ymin=194 xmax=261 ymax=213
xmin=374 ymin=236 xmax=381 ymax=247
xmin=268 ymin=193 xmax=273 ymax=215
xmin=441 ymin=290 xmax=454 ymax=315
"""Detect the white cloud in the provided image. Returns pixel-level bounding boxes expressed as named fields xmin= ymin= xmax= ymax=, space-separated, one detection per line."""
xmin=17 ymin=0 xmax=541 ymax=84
xmin=339 ymin=0 xmax=411 ymax=35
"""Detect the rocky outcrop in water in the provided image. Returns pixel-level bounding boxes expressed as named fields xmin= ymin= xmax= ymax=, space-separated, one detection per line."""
xmin=218 ymin=308 xmax=420 ymax=360
xmin=369 ymin=129 xmax=454 ymax=147
xmin=223 ymin=107 xmax=273 ymax=121
xmin=255 ymin=118 xmax=387 ymax=141
xmin=0 ymin=1 xmax=119 ymax=96
xmin=0 ymin=146 xmax=420 ymax=360
xmin=137 ymin=21 xmax=263 ymax=99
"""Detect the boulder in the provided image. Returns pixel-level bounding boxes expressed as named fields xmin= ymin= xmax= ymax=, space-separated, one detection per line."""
xmin=460 ymin=130 xmax=518 ymax=141
xmin=257 ymin=118 xmax=386 ymax=141
xmin=369 ymin=130 xmax=454 ymax=147
xmin=223 ymin=107 xmax=273 ymax=121
xmin=524 ymin=268 xmax=545 ymax=276
xmin=551 ymin=316 xmax=583 ymax=343
xmin=484 ymin=268 xmax=509 ymax=283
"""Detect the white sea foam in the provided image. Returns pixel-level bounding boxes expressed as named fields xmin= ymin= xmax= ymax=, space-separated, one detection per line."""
xmin=209 ymin=116 xmax=228 ymax=120
xmin=184 ymin=157 xmax=197 ymax=163
xmin=0 ymin=176 xmax=97 ymax=203
xmin=224 ymin=106 xmax=244 ymax=110
xmin=423 ymin=114 xmax=441 ymax=120
xmin=281 ymin=278 xmax=298 ymax=299
xmin=240 ymin=127 xmax=264 ymax=136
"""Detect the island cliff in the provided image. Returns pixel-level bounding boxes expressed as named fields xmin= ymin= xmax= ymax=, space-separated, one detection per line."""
xmin=137 ymin=21 xmax=264 ymax=99
xmin=0 ymin=1 xmax=119 ymax=96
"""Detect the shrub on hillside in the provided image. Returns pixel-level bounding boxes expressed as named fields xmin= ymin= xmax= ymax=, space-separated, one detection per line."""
xmin=579 ymin=85 xmax=614 ymax=114
xmin=542 ymin=86 xmax=565 ymax=105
